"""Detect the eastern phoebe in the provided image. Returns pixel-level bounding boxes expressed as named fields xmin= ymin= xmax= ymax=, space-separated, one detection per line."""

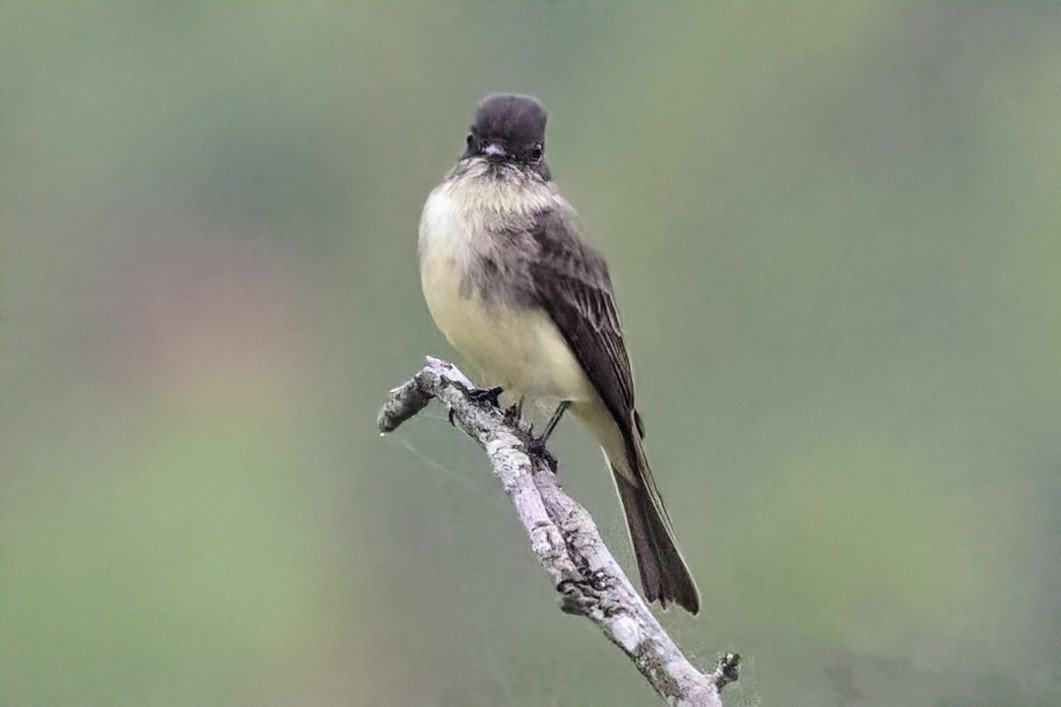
xmin=419 ymin=94 xmax=700 ymax=613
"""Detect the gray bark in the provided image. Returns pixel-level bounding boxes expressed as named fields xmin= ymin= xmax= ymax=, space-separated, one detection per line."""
xmin=378 ymin=357 xmax=739 ymax=706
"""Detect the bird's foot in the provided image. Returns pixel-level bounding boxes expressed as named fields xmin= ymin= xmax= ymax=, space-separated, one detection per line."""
xmin=521 ymin=400 xmax=569 ymax=472
xmin=503 ymin=395 xmax=525 ymax=427
xmin=448 ymin=385 xmax=504 ymax=426
xmin=523 ymin=432 xmax=558 ymax=472
xmin=466 ymin=385 xmax=504 ymax=408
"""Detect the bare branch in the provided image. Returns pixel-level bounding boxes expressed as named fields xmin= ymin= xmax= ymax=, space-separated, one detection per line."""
xmin=378 ymin=357 xmax=739 ymax=706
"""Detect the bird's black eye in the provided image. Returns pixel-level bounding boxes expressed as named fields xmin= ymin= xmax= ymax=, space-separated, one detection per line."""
xmin=528 ymin=144 xmax=543 ymax=161
xmin=466 ymin=133 xmax=474 ymax=148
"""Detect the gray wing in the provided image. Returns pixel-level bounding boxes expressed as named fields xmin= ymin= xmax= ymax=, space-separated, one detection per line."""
xmin=526 ymin=208 xmax=643 ymax=439
xmin=525 ymin=209 xmax=700 ymax=614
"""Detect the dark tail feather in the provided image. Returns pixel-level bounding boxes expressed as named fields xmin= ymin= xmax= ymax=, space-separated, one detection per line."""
xmin=612 ymin=452 xmax=700 ymax=614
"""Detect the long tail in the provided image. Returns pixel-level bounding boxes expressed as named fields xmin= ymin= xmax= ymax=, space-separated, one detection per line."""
xmin=611 ymin=437 xmax=700 ymax=614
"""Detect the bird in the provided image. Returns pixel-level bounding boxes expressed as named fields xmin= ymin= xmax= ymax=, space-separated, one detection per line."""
xmin=418 ymin=93 xmax=700 ymax=613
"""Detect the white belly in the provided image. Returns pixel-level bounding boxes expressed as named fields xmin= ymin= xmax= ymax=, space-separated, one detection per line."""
xmin=419 ymin=185 xmax=592 ymax=402
xmin=420 ymin=258 xmax=591 ymax=401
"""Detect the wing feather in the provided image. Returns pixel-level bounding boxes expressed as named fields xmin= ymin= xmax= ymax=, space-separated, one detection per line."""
xmin=526 ymin=208 xmax=638 ymax=438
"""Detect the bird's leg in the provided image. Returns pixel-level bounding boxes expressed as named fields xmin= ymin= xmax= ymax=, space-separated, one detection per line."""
xmin=539 ymin=401 xmax=571 ymax=443
xmin=524 ymin=401 xmax=571 ymax=470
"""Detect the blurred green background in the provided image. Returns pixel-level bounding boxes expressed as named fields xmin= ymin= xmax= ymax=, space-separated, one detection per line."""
xmin=4 ymin=4 xmax=1060 ymax=706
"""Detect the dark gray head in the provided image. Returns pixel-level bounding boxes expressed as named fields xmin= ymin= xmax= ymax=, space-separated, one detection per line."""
xmin=463 ymin=94 xmax=550 ymax=177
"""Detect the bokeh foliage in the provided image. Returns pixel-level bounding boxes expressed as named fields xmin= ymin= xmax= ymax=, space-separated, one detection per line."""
xmin=4 ymin=4 xmax=1060 ymax=706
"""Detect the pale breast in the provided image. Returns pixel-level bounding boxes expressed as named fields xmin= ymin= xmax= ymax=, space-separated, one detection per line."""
xmin=418 ymin=181 xmax=592 ymax=402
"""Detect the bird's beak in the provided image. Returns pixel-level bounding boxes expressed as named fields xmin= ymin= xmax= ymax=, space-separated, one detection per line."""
xmin=482 ymin=143 xmax=506 ymax=157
